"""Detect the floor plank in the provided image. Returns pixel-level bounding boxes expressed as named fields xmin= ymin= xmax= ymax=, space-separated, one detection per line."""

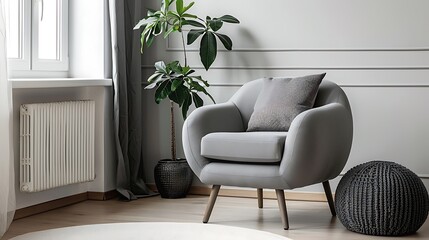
xmin=3 ymin=195 xmax=429 ymax=240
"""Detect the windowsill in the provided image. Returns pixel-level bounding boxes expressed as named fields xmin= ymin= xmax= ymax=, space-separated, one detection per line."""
xmin=10 ymin=78 xmax=112 ymax=89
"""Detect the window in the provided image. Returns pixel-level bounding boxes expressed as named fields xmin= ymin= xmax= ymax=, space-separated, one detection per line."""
xmin=5 ymin=0 xmax=68 ymax=74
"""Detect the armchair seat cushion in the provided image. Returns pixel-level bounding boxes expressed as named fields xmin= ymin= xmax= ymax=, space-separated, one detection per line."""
xmin=201 ymin=132 xmax=287 ymax=163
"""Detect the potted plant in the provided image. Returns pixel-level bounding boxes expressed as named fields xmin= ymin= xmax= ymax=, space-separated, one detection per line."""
xmin=134 ymin=0 xmax=239 ymax=198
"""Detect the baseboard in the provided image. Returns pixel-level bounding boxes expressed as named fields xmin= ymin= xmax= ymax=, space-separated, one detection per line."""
xmin=14 ymin=190 xmax=118 ymax=220
xmin=87 ymin=190 xmax=118 ymax=201
xmin=147 ymin=184 xmax=330 ymax=202
xmin=14 ymin=185 xmax=329 ymax=220
xmin=14 ymin=193 xmax=88 ymax=220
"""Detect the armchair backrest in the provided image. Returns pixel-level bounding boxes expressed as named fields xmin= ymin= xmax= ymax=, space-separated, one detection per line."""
xmin=229 ymin=79 xmax=264 ymax=129
xmin=314 ymin=80 xmax=351 ymax=113
xmin=229 ymin=78 xmax=351 ymax=129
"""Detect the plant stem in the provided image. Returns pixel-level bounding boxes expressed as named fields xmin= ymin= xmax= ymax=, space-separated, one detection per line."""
xmin=170 ymin=101 xmax=177 ymax=160
xmin=181 ymin=30 xmax=188 ymax=66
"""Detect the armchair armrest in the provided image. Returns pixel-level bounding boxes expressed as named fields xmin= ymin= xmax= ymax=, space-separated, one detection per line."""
xmin=279 ymin=103 xmax=353 ymax=188
xmin=182 ymin=102 xmax=244 ymax=177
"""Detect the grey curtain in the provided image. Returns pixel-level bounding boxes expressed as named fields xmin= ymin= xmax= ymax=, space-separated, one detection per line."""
xmin=109 ymin=0 xmax=155 ymax=200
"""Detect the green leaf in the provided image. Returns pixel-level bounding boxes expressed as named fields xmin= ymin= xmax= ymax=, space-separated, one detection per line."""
xmin=146 ymin=33 xmax=155 ymax=47
xmin=168 ymin=85 xmax=188 ymax=106
xmin=192 ymin=92 xmax=204 ymax=108
xmin=214 ymin=33 xmax=232 ymax=50
xmin=153 ymin=22 xmax=162 ymax=36
xmin=182 ymin=13 xmax=197 ymax=19
xmin=182 ymin=2 xmax=195 ymax=14
xmin=197 ymin=85 xmax=216 ymax=104
xmin=147 ymin=72 xmax=163 ymax=83
xmin=208 ymin=19 xmax=223 ymax=32
xmin=192 ymin=76 xmax=209 ymax=87
xmin=167 ymin=11 xmax=180 ymax=20
xmin=191 ymin=81 xmax=216 ymax=104
xmin=171 ymin=79 xmax=183 ymax=91
xmin=200 ymin=31 xmax=217 ymax=70
xmin=176 ymin=0 xmax=184 ymax=15
xmin=182 ymin=66 xmax=191 ymax=74
xmin=163 ymin=0 xmax=172 ymax=12
xmin=187 ymin=29 xmax=205 ymax=45
xmin=155 ymin=81 xmax=172 ymax=104
xmin=145 ymin=82 xmax=158 ymax=89
xmin=146 ymin=73 xmax=165 ymax=89
xmin=168 ymin=61 xmax=182 ymax=73
xmin=146 ymin=78 xmax=165 ymax=90
xmin=189 ymin=81 xmax=205 ymax=91
xmin=162 ymin=21 xmax=168 ymax=32
xmin=219 ymin=15 xmax=240 ymax=24
xmin=183 ymin=19 xmax=205 ymax=28
xmin=168 ymin=91 xmax=181 ymax=106
xmin=145 ymin=27 xmax=153 ymax=38
xmin=146 ymin=8 xmax=156 ymax=16
xmin=134 ymin=17 xmax=157 ymax=30
xmin=143 ymin=23 xmax=154 ymax=35
xmin=154 ymin=61 xmax=167 ymax=73
xmin=140 ymin=32 xmax=146 ymax=53
xmin=181 ymin=93 xmax=192 ymax=119
xmin=184 ymin=69 xmax=195 ymax=76
xmin=205 ymin=91 xmax=216 ymax=104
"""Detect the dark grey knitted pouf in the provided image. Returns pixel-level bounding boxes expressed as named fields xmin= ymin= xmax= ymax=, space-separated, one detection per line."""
xmin=335 ymin=161 xmax=429 ymax=236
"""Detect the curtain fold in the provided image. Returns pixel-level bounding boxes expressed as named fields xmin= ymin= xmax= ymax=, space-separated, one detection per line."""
xmin=109 ymin=0 xmax=155 ymax=200
xmin=0 ymin=0 xmax=15 ymax=237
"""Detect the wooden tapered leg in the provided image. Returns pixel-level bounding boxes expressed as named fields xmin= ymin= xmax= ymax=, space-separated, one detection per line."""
xmin=257 ymin=188 xmax=263 ymax=209
xmin=322 ymin=181 xmax=336 ymax=216
xmin=275 ymin=189 xmax=289 ymax=230
xmin=203 ymin=185 xmax=221 ymax=223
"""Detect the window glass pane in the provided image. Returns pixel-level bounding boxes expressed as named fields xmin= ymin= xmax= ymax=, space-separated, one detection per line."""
xmin=38 ymin=0 xmax=58 ymax=60
xmin=5 ymin=0 xmax=20 ymax=59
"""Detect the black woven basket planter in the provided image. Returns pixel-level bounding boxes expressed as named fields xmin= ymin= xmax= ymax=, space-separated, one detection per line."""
xmin=154 ymin=159 xmax=193 ymax=199
xmin=335 ymin=161 xmax=429 ymax=236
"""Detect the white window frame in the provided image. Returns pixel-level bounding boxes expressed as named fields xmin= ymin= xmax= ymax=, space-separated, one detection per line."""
xmin=31 ymin=0 xmax=68 ymax=71
xmin=6 ymin=0 xmax=31 ymax=71
xmin=7 ymin=0 xmax=68 ymax=73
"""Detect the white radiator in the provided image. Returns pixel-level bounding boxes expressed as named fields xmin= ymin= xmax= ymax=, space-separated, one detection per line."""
xmin=20 ymin=100 xmax=95 ymax=192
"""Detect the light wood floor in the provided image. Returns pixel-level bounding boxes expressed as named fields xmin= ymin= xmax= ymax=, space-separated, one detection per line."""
xmin=3 ymin=195 xmax=429 ymax=240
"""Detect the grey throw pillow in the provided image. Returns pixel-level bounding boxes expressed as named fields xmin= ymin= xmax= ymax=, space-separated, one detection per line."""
xmin=247 ymin=73 xmax=326 ymax=131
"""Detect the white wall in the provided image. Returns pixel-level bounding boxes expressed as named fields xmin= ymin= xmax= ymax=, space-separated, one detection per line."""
xmin=69 ymin=0 xmax=107 ymax=78
xmin=12 ymin=86 xmax=114 ymax=209
xmin=68 ymin=0 xmax=116 ymax=193
xmin=141 ymin=0 xmax=429 ymax=192
xmin=12 ymin=0 xmax=115 ymax=209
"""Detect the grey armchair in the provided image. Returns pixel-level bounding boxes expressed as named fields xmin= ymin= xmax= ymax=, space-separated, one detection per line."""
xmin=182 ymin=79 xmax=353 ymax=229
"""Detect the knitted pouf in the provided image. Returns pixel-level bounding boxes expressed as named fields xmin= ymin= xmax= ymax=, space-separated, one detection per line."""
xmin=335 ymin=161 xmax=429 ymax=236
